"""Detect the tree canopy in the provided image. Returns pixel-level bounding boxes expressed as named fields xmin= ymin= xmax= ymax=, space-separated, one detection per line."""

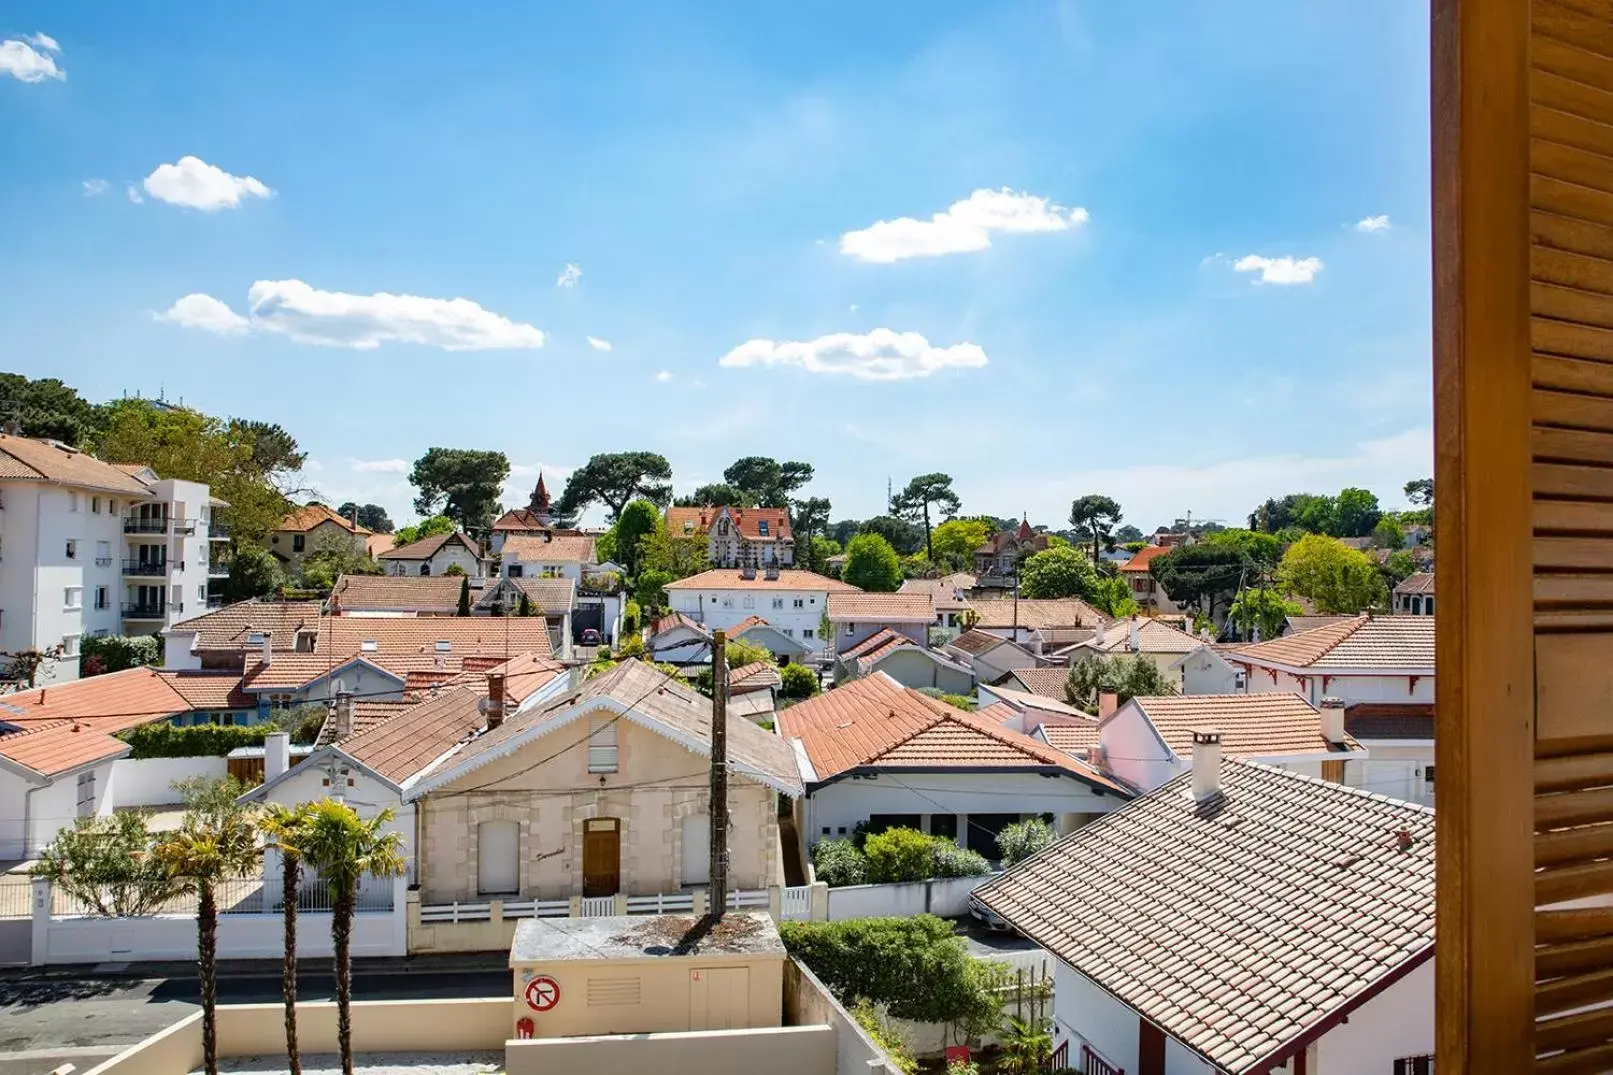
xmin=1150 ymin=543 xmax=1247 ymax=618
xmin=224 ymin=545 xmax=285 ymax=602
xmin=557 ymin=451 xmax=673 ymax=520
xmin=1276 ymin=534 xmax=1387 ymax=614
xmin=1089 ymin=574 xmax=1140 ymax=618
xmin=0 ymin=373 xmax=101 ymax=445
xmin=1201 ymin=528 xmax=1283 ymax=572
xmin=792 ymin=496 xmax=832 ymax=572
xmin=891 ymin=473 xmax=961 ymax=563
xmin=858 ymin=515 xmax=924 ymax=556
xmin=337 ymin=503 xmax=394 ymax=533
xmin=1404 ymin=477 xmax=1434 ymax=507
xmin=722 ymin=456 xmax=814 ymax=508
xmin=677 ymin=482 xmax=752 ymax=508
xmin=1069 ymin=494 xmax=1124 ymax=564
xmin=1228 ymin=587 xmax=1301 ymax=642
xmin=638 ymin=517 xmax=709 ymax=579
xmin=843 ymin=533 xmax=903 ymax=592
xmin=392 ymin=514 xmax=454 ymax=547
xmin=928 ymin=518 xmax=992 ymax=573
xmin=1064 ymin=655 xmax=1177 ymax=709
xmin=609 ymin=499 xmax=661 ymax=577
xmin=1017 ymin=546 xmax=1098 ymax=599
xmin=408 ymin=448 xmax=509 ymax=533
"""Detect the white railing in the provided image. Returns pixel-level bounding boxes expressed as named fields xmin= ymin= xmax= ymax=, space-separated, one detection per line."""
xmin=418 ymin=901 xmax=493 ymax=924
xmin=502 ymin=898 xmax=570 ymax=920
xmin=625 ymin=891 xmax=696 ymax=915
xmin=418 ymin=886 xmax=793 ymax=924
xmin=729 ymin=888 xmax=770 ymax=910
xmin=781 ymin=885 xmax=812 ymax=920
xmin=579 ymin=895 xmax=615 ymax=917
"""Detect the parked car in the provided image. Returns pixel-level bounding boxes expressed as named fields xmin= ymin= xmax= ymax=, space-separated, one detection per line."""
xmin=967 ymin=893 xmax=1012 ymax=932
xmin=580 ymin=628 xmax=602 ymax=646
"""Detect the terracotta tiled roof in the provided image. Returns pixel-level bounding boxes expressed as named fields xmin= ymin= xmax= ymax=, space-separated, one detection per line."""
xmin=1006 ymin=667 xmax=1072 ymax=700
xmin=378 ymin=531 xmax=479 ymax=561
xmin=0 ymin=722 xmax=130 ymax=777
xmin=1036 ymin=720 xmax=1102 ymax=756
xmin=340 ymin=687 xmax=487 ymax=784
xmin=278 ymin=503 xmax=372 ymax=535
xmin=365 ymin=534 xmax=396 ymax=558
xmin=651 ymin=611 xmax=708 ymax=638
xmin=330 ymin=575 xmax=471 ymax=614
xmin=664 ymin=568 xmax=857 ymax=592
xmin=437 ymin=652 xmax=567 ymax=704
xmin=1345 ymin=702 xmax=1435 ymax=740
xmin=1126 ymin=694 xmax=1362 ymax=760
xmin=154 ymin=671 xmax=255 ymax=710
xmin=826 ymin=592 xmax=934 ymax=622
xmin=900 ymin=574 xmax=975 ymax=611
xmin=975 ymin=527 xmax=1050 ymax=556
xmin=241 ymin=655 xmax=404 ymax=692
xmin=840 ymin=627 xmax=911 ymax=663
xmin=501 ymin=532 xmax=597 ymax=564
xmin=1237 ymin=615 xmax=1434 ymax=670
xmin=0 ymin=668 xmax=207 ymax=776
xmin=983 ymin=684 xmax=1092 ymax=721
xmin=729 ymin=661 xmax=782 ymax=693
xmin=1394 ymin=571 xmax=1435 ymax=596
xmin=501 ymin=577 xmax=576 ymax=614
xmin=319 ymin=617 xmax=553 ymax=659
xmin=1071 ymin=617 xmax=1202 ymax=656
xmin=731 ymin=615 xmax=769 ymax=632
xmin=946 ymin=628 xmax=1008 ymax=655
xmin=968 ymin=597 xmax=1103 ymax=631
xmin=167 ymin=599 xmax=322 ymax=654
xmin=0 ymin=434 xmax=156 ymax=496
xmin=492 ymin=509 xmax=566 ymax=533
xmin=317 ymin=700 xmax=418 ymax=747
xmin=973 ymin=761 xmax=1435 ymax=1075
xmin=1119 ymin=545 xmax=1172 ymax=573
xmin=665 ymin=506 xmax=794 ymax=543
xmin=779 ymin=674 xmax=1125 ymax=793
xmin=1284 ymin=615 xmax=1356 ymax=635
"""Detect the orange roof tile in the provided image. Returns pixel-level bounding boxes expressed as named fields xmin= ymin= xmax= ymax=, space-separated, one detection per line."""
xmin=0 ymin=721 xmax=129 ymax=777
xmin=278 ymin=503 xmax=372 ymax=535
xmin=968 ymin=597 xmax=1103 ymax=630
xmin=0 ymin=668 xmax=194 ymax=729
xmin=500 ymin=532 xmax=597 ymax=564
xmin=0 ymin=434 xmax=156 ymax=496
xmin=154 ymin=671 xmax=255 ymax=710
xmin=377 ymin=531 xmax=480 ymax=561
xmin=1236 ymin=615 xmax=1434 ymax=670
xmin=826 ymin=591 xmax=934 ymax=622
xmin=1119 ymin=545 xmax=1172 ymax=573
xmin=666 ymin=506 xmax=794 ymax=542
xmin=1125 ymin=694 xmax=1362 ymax=760
xmin=665 ymin=568 xmax=857 ymax=592
xmin=167 ymin=599 xmax=322 ymax=654
xmin=1073 ymin=617 xmax=1202 ymax=656
xmin=318 ymin=616 xmax=553 ymax=659
xmin=330 ymin=575 xmax=471 ymax=614
xmin=340 ymin=687 xmax=487 ymax=783
xmin=317 ymin=699 xmax=418 ymax=747
xmin=1036 ymin=720 xmax=1102 ymax=756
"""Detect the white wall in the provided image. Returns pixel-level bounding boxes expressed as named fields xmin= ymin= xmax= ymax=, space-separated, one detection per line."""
xmin=825 ymin=875 xmax=994 ymax=920
xmin=110 ymin=757 xmax=227 ymax=808
xmin=1179 ymin=649 xmax=1240 ymax=695
xmin=18 ymin=759 xmax=116 ymax=857
xmin=1345 ymin=744 xmax=1435 ymax=806
xmin=1097 ymin=705 xmax=1179 ymax=793
xmin=0 ymin=769 xmax=32 ymax=859
xmin=153 ymin=479 xmax=214 ymax=631
xmin=1242 ymin=665 xmax=1435 ymax=706
xmin=668 ymin=587 xmax=829 ymax=654
xmin=258 ymin=760 xmax=414 ymax=880
xmin=1314 ymin=957 xmax=1434 ymax=1073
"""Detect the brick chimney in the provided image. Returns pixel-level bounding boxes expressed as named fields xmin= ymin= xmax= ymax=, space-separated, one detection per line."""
xmin=486 ymin=672 xmax=506 ymax=730
xmin=1191 ymin=728 xmax=1223 ymax=803
xmin=1098 ymin=691 xmax=1119 ymax=720
xmin=1319 ymin=696 xmax=1347 ymax=745
xmin=333 ymin=690 xmax=355 ymax=739
xmin=1128 ymin=617 xmax=1140 ymax=653
xmin=261 ymin=632 xmax=273 ymax=667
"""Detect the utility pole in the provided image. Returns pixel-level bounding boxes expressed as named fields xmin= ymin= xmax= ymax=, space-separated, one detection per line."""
xmin=709 ymin=630 xmax=730 ymax=918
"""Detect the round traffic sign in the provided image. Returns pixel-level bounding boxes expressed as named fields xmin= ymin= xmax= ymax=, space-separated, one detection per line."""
xmin=523 ymin=975 xmax=560 ymax=1012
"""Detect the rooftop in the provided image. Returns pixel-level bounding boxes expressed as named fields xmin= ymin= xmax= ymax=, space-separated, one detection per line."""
xmin=0 ymin=434 xmax=156 ymax=496
xmin=1004 ymin=666 xmax=1073 ymax=700
xmin=899 ymin=573 xmax=976 ymax=610
xmin=377 ymin=531 xmax=479 ymax=561
xmin=1345 ymin=702 xmax=1435 ymax=740
xmin=500 ymin=532 xmax=598 ymax=564
xmin=1124 ymin=693 xmax=1364 ymax=760
xmin=1237 ymin=614 xmax=1435 ymax=670
xmin=826 ymin=591 xmax=935 ymax=622
xmin=974 ymin=760 xmax=1435 ymax=1075
xmin=339 ymin=686 xmax=488 ymax=784
xmin=665 ymin=568 xmax=857 ymax=592
xmin=1394 ymin=571 xmax=1436 ymax=595
xmin=278 ymin=503 xmax=373 ymax=535
xmin=1074 ymin=617 xmax=1202 ymax=656
xmin=665 ymin=506 xmax=794 ymax=543
xmin=511 ymin=912 xmax=784 ymax=963
xmin=166 ymin=599 xmax=322 ymax=653
xmin=1119 ymin=545 xmax=1173 ymax=573
xmin=330 ymin=574 xmax=474 ymax=614
xmin=968 ymin=597 xmax=1103 ymax=631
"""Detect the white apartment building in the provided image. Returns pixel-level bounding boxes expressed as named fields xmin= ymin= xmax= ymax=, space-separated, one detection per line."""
xmin=0 ymin=435 xmax=224 ymax=685
xmin=663 ymin=567 xmax=856 ymax=657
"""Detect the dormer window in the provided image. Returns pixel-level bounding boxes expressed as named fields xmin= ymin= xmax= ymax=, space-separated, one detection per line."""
xmin=247 ymin=632 xmax=265 ymax=645
xmin=758 ymin=520 xmax=769 ymax=536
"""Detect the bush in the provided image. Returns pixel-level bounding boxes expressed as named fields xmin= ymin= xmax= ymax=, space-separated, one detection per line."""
xmin=996 ymin=818 xmax=1055 ymax=868
xmin=622 ymin=599 xmax=641 ymax=636
xmin=811 ymin=838 xmax=867 ymax=887
xmin=851 ymin=998 xmax=918 ymax=1075
xmin=117 ymin=722 xmax=273 ymax=759
xmin=617 ymin=633 xmax=646 ymax=658
xmin=917 ymin=687 xmax=974 ymax=711
xmin=864 ymin=827 xmax=936 ymax=883
xmin=780 ymin=915 xmax=993 ymax=1025
xmin=779 ymin=663 xmax=819 ymax=700
xmin=443 ymin=563 xmax=467 ymax=577
xmin=931 ymin=838 xmax=991 ymax=878
xmin=80 ymin=635 xmax=160 ymax=677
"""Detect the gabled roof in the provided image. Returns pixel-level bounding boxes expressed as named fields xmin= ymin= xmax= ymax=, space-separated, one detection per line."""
xmin=973 ymin=761 xmax=1435 ymax=1075
xmin=899 ymin=574 xmax=976 ymax=611
xmin=1284 ymin=614 xmax=1356 ymax=635
xmin=1122 ymin=694 xmax=1364 ymax=760
xmin=154 ymin=671 xmax=255 ymax=710
xmin=492 ymin=509 xmax=566 ymax=532
xmin=1004 ymin=667 xmax=1072 ymax=700
xmin=968 ymin=597 xmax=1103 ymax=631
xmin=319 ymin=616 xmax=553 ymax=659
xmin=826 ymin=591 xmax=934 ymax=623
xmin=981 ymin=684 xmax=1092 ymax=722
xmin=500 ymin=576 xmax=577 ymax=614
xmin=0 ymin=722 xmax=130 ymax=780
xmin=1072 ymin=617 xmax=1201 ymax=656
xmin=651 ymin=611 xmax=709 ymax=639
xmin=330 ymin=574 xmax=473 ymax=614
xmin=839 ymin=627 xmax=911 ymax=664
xmin=0 ymin=434 xmax=156 ymax=496
xmin=1034 ymin=720 xmax=1102 ymax=757
xmin=666 ymin=506 xmax=794 ymax=542
xmin=377 ymin=531 xmax=480 ymax=561
xmin=778 ymin=673 xmax=1125 ymax=794
xmin=728 ymin=661 xmax=782 ymax=693
xmin=278 ymin=503 xmax=372 ymax=535
xmin=166 ymin=599 xmax=322 ymax=653
xmin=241 ymin=654 xmax=406 ymax=693
xmin=339 ymin=687 xmax=488 ymax=785
xmin=975 ymin=526 xmax=1049 ymax=556
xmin=437 ymin=652 xmax=567 ymax=705
xmin=1394 ymin=571 xmax=1435 ymax=596
xmin=316 ymin=699 xmax=417 ymax=747
xmin=1119 ymin=545 xmax=1172 ymax=573
xmin=665 ymin=568 xmax=857 ymax=592
xmin=501 ymin=532 xmax=597 ymax=564
xmin=1237 ymin=615 xmax=1434 ymax=670
xmin=859 ymin=641 xmax=971 ymax=679
xmin=945 ymin=628 xmax=1010 ymax=656
xmin=0 ymin=667 xmax=204 ymax=778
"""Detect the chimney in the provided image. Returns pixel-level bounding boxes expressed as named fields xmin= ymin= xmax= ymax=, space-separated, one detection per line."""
xmin=1319 ymin=696 xmax=1346 ymax=745
xmin=1093 ymin=620 xmax=1107 ymax=648
xmin=264 ymin=731 xmax=291 ymax=784
xmin=333 ymin=691 xmax=355 ymax=739
xmin=486 ymin=673 xmax=506 ymax=730
xmin=1098 ymin=691 xmax=1119 ymax=720
xmin=1191 ymin=728 xmax=1223 ymax=803
xmin=261 ymin=632 xmax=273 ymax=667
xmin=1128 ymin=617 xmax=1140 ymax=653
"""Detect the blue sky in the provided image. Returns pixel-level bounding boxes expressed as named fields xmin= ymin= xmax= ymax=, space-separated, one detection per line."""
xmin=0 ymin=1 xmax=1431 ymax=531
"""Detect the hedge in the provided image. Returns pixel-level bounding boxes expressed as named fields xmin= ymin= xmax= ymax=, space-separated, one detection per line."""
xmin=815 ymin=827 xmax=990 ymax=887
xmin=80 ymin=635 xmax=160 ymax=677
xmin=779 ymin=915 xmax=995 ymax=1026
xmin=117 ymin=722 xmax=273 ymax=759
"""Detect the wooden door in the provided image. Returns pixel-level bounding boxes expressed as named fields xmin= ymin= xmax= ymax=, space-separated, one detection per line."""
xmin=1137 ymin=1018 xmax=1165 ymax=1075
xmin=582 ymin=817 xmax=620 ymax=897
xmin=688 ymin=966 xmax=749 ymax=1031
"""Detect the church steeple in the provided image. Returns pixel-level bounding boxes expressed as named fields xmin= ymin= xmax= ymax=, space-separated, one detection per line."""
xmin=529 ymin=472 xmax=552 ymax=525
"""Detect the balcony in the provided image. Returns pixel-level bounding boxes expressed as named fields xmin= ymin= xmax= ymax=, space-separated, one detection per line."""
xmin=209 ymin=521 xmax=230 ymax=540
xmin=206 ymin=594 xmax=225 ymax=609
xmin=122 ymin=559 xmax=179 ymax=577
xmin=123 ymin=517 xmax=170 ymax=535
xmin=121 ymin=602 xmax=170 ymax=620
xmin=208 ymin=560 xmax=231 ymax=577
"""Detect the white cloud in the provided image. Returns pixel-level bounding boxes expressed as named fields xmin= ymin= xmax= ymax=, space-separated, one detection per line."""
xmin=1356 ymin=214 xmax=1392 ymax=233
xmin=555 ymin=263 xmax=582 ymax=288
xmin=1232 ymin=254 xmax=1324 ymax=285
xmin=0 ymin=38 xmax=63 ymax=82
xmin=839 ymin=188 xmax=1088 ymax=263
xmin=849 ymin=304 xmax=860 ymax=313
xmin=719 ymin=328 xmax=989 ymax=381
xmin=142 ymin=156 xmax=273 ymax=211
xmin=82 ymin=179 xmax=110 ymax=197
xmin=26 ymin=33 xmax=59 ymax=51
xmin=125 ymin=183 xmax=144 ymax=204
xmin=586 ymin=336 xmax=612 ymax=351
xmin=350 ymin=458 xmax=408 ymax=474
xmin=155 ymin=294 xmax=252 ymax=336
xmin=156 ymin=280 xmax=547 ymax=351
xmin=655 ymin=370 xmax=675 ymax=382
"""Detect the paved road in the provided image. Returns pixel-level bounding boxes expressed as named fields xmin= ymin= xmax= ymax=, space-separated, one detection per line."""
xmin=0 ymin=967 xmax=509 ymax=1075
xmin=954 ymin=917 xmax=1055 ymax=976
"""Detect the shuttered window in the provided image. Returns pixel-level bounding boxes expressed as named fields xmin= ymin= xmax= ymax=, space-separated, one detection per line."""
xmin=587 ymin=715 xmax=618 ymax=773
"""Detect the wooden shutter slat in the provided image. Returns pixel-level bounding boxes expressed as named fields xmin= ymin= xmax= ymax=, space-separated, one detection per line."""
xmin=1536 ymin=750 xmax=1613 ymax=789
xmin=1535 ymin=210 xmax=1613 ymax=260
xmin=1535 ymin=1 xmax=1613 ymax=66
xmin=1534 ymin=388 xmax=1613 ymax=430
xmin=1536 ymin=965 xmax=1613 ymax=1016
xmin=1535 ymin=576 xmax=1613 ymax=604
xmin=1533 ymin=139 xmax=1613 ymax=195
xmin=1535 ymin=537 xmax=1613 ymax=568
xmin=1535 ymin=858 xmax=1613 ymax=903
xmin=1535 ymin=173 xmax=1613 ymax=227
xmin=1535 ymin=426 xmax=1613 ymax=462
xmin=1538 ymin=785 xmax=1613 ymax=826
xmin=1535 ymin=500 xmax=1613 ymax=532
xmin=1534 ymin=66 xmax=1613 ymax=122
xmin=1535 ymin=282 xmax=1613 ymax=330
xmin=1535 ymin=820 xmax=1613 ymax=864
xmin=1537 ymin=1004 xmax=1613 ymax=1056
xmin=1536 ymin=1041 xmax=1613 ymax=1075
xmin=1541 ymin=0 xmax=1613 ymax=25
xmin=1536 ymin=353 xmax=1613 ymax=394
xmin=1536 ymin=316 xmax=1613 ymax=360
xmin=1534 ymin=245 xmax=1613 ymax=296
xmin=1537 ymin=933 xmax=1613 ymax=978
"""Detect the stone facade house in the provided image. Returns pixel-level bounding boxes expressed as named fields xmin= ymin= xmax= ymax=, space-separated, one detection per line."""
xmin=973 ymin=519 xmax=1050 ymax=585
xmin=665 ymin=506 xmax=795 ymax=568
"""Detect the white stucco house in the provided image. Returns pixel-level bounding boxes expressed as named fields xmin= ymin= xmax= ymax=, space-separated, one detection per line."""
xmin=825 ymin=591 xmax=934 ymax=657
xmin=663 ymin=568 xmax=856 ymax=658
xmin=665 ymin=506 xmax=795 ymax=568
xmin=974 ymin=750 xmax=1435 ymax=1075
xmin=377 ymin=531 xmax=486 ymax=577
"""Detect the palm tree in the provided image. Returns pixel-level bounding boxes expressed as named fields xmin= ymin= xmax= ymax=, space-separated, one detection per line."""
xmin=300 ymin=800 xmax=407 ymax=1075
xmin=153 ymin=784 xmax=260 ymax=1075
xmin=260 ymin=803 xmax=313 ymax=1075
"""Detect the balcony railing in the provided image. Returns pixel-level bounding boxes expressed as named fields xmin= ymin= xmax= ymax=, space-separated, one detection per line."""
xmin=122 ymin=560 xmax=178 ymax=576
xmin=123 ymin=517 xmax=170 ymax=534
xmin=209 ymin=521 xmax=230 ymax=540
xmin=206 ymin=594 xmax=225 ymax=609
xmin=208 ymin=560 xmax=231 ymax=576
xmin=94 ymin=556 xmax=113 ymax=567
xmin=121 ymin=602 xmax=170 ymax=619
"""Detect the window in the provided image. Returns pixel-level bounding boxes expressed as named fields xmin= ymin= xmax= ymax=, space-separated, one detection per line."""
xmin=67 ymin=491 xmax=79 ymax=512
xmin=96 ymin=540 xmax=111 ymax=565
xmin=62 ymin=634 xmax=80 ymax=657
xmin=361 ymin=639 xmax=379 ymax=652
xmin=793 ymin=598 xmax=805 ymax=609
xmin=109 ymin=499 xmax=117 ymax=514
xmin=758 ymin=520 xmax=769 ymax=536
xmin=802 ymin=628 xmax=814 ymax=640
xmin=246 ymin=632 xmax=265 ymax=645
xmin=76 ymin=769 xmax=96 ymax=817
xmin=743 ymin=596 xmax=755 ymax=609
xmin=94 ymin=586 xmax=108 ymax=610
xmin=1424 ymin=765 xmax=1436 ymax=787
xmin=1233 ymin=671 xmax=1249 ymax=691
xmin=292 ymin=534 xmax=305 ymax=552
xmin=64 ymin=586 xmax=82 ymax=610
xmin=435 ymin=640 xmax=452 ymax=652
xmin=91 ymin=496 xmax=101 ymax=514
xmin=1425 ymin=596 xmax=1435 ymax=615
xmin=772 ymin=597 xmax=784 ymax=610
xmin=507 ymin=564 xmax=524 ymax=578
xmin=265 ymin=693 xmax=293 ymax=710
xmin=65 ymin=539 xmax=77 ymax=560
xmin=1393 ymin=1057 xmax=1434 ymax=1075
xmin=844 ymin=623 xmax=856 ymax=635
xmin=782 ymin=628 xmax=794 ymax=637
xmin=588 ymin=716 xmax=619 ymax=773
xmin=720 ymin=596 xmax=734 ymax=608
xmin=419 ymin=563 xmax=431 ymax=576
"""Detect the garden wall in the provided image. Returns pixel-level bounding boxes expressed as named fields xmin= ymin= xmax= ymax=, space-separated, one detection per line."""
xmin=110 ymin=757 xmax=226 ymax=808
xmin=825 ymin=873 xmax=996 ymax=920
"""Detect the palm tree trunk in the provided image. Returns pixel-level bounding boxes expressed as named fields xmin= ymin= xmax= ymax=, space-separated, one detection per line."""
xmin=198 ymin=881 xmax=219 ymax=1075
xmin=333 ymin=885 xmax=355 ymax=1075
xmin=282 ymin=855 xmax=301 ymax=1075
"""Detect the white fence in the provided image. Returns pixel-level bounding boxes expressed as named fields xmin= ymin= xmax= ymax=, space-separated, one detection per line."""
xmin=418 ymin=887 xmax=789 ymax=924
xmin=109 ymin=757 xmax=227 ymax=808
xmin=825 ymin=873 xmax=998 ymax=921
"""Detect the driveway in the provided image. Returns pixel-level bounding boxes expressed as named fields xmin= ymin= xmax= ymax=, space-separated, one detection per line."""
xmin=954 ymin=916 xmax=1055 ymax=976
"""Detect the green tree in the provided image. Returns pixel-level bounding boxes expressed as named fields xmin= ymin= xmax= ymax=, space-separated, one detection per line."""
xmin=1017 ymin=546 xmax=1098 ymax=599
xmin=609 ymin=499 xmax=661 ymax=578
xmin=1150 ymin=544 xmax=1247 ymax=619
xmin=153 ymin=780 xmax=261 ymax=1075
xmin=858 ymin=515 xmax=924 ymax=555
xmin=779 ymin=663 xmax=820 ymax=700
xmin=260 ymin=803 xmax=314 ymax=1075
xmin=1373 ymin=516 xmax=1406 ymax=549
xmin=928 ymin=518 xmax=992 ymax=573
xmin=408 ymin=448 xmax=509 ymax=533
xmin=557 ymin=451 xmax=674 ymax=520
xmin=1276 ymin=534 xmax=1387 ymax=613
xmin=1334 ymin=487 xmax=1383 ymax=537
xmin=723 ymin=457 xmax=815 ymax=507
xmin=31 ymin=812 xmax=185 ymax=916
xmin=516 ymin=590 xmax=534 ymax=616
xmin=1069 ymin=495 xmax=1124 ymax=564
xmin=891 ymin=473 xmax=962 ymax=563
xmin=392 ymin=514 xmax=455 ymax=547
xmin=223 ymin=545 xmax=284 ymax=602
xmin=1228 ymin=587 xmax=1301 ymax=641
xmin=996 ymin=818 xmax=1055 ymax=867
xmin=634 ymin=569 xmax=674 ymax=611
xmin=1404 ymin=477 xmax=1434 ymax=507
xmin=1089 ymin=574 xmax=1140 ymax=618
xmin=1384 ymin=549 xmax=1419 ymax=585
xmin=639 ymin=519 xmax=709 ymax=579
xmin=844 ymin=533 xmax=903 ymax=592
xmin=336 ymin=503 xmax=394 ymax=533
xmin=1203 ymin=528 xmax=1283 ymax=571
xmin=678 ymin=482 xmax=753 ymax=508
xmin=300 ymin=801 xmax=407 ymax=1075
xmin=999 ymin=1016 xmax=1053 ymax=1075
xmin=0 ymin=373 xmax=101 ymax=444
xmin=1114 ymin=524 xmax=1145 ymax=544
xmin=456 ymin=576 xmax=471 ymax=616
xmin=79 ymin=635 xmax=161 ymax=676
xmin=1064 ymin=654 xmax=1177 ymax=709
xmin=791 ymin=497 xmax=833 ymax=572
xmin=811 ymin=536 xmax=842 ymax=574
xmin=299 ymin=528 xmax=379 ymax=591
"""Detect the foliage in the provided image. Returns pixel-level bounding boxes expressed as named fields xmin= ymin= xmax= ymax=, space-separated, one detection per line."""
xmin=392 ymin=514 xmax=455 ymax=547
xmin=1064 ymin=654 xmax=1177 ymax=709
xmin=858 ymin=515 xmax=925 ymax=556
xmin=844 ymin=532 xmax=904 ymax=592
xmin=617 ymin=633 xmax=646 ymax=658
xmin=849 ymin=999 xmax=919 ymax=1075
xmin=724 ymin=636 xmax=775 ymax=668
xmin=811 ymin=838 xmax=868 ymax=887
xmin=1276 ymin=534 xmax=1387 ymax=614
xmin=1334 ymin=487 xmax=1383 ymax=537
xmin=929 ymin=518 xmax=993 ymax=572
xmin=298 ymin=528 xmax=381 ymax=591
xmin=891 ymin=473 xmax=962 ymax=563
xmin=634 ymin=568 xmax=674 ymax=611
xmin=224 ymin=545 xmax=285 ymax=602
xmin=1229 ymin=587 xmax=1301 ymax=641
xmin=996 ymin=818 xmax=1055 ymax=868
xmin=812 ymin=535 xmax=842 ymax=572
xmin=638 ymin=519 xmax=709 ymax=579
xmin=829 ymin=519 xmax=863 ymax=546
xmin=780 ymin=662 xmax=819 ymax=700
xmin=336 ymin=503 xmax=393 ymax=533
xmin=1017 ymin=546 xmax=1098 ymax=599
xmin=516 ymin=590 xmax=534 ymax=616
xmin=439 ymin=563 xmax=465 ymax=577
xmin=1372 ymin=515 xmax=1406 ymax=549
xmin=118 ymin=722 xmax=272 ymax=759
xmin=1114 ymin=524 xmax=1145 ymax=544
xmin=723 ymin=456 xmax=815 ymax=508
xmin=0 ymin=373 xmax=102 ymax=444
xmin=864 ymin=827 xmax=938 ymax=883
xmin=623 ymin=599 xmax=641 ymax=636
xmin=678 ymin=481 xmax=752 ymax=508
xmin=1150 ymin=543 xmax=1247 ymax=617
xmin=1089 ymin=574 xmax=1140 ymax=618
xmin=1069 ymin=494 xmax=1124 ymax=563
xmin=557 ymin=451 xmax=674 ymax=520
xmin=270 ymin=703 xmax=328 ymax=745
xmin=408 ymin=448 xmax=509 ymax=533
xmin=31 ymin=812 xmax=187 ymax=916
xmin=2 ymin=644 xmax=64 ymax=686
xmin=456 ymin=576 xmax=471 ymax=616
xmin=792 ymin=496 xmax=833 ymax=572
xmin=780 ymin=915 xmax=994 ymax=1026
xmin=1404 ymin=477 xmax=1434 ymax=507
xmin=930 ymin=838 xmax=991 ymax=878
xmin=1202 ymin=528 xmax=1283 ymax=570
xmin=610 ymin=498 xmax=661 ymax=577
xmin=1384 ymin=550 xmax=1419 ymax=585
xmin=79 ymin=634 xmax=160 ymax=676
xmin=916 ymin=686 xmax=975 ymax=711
xmin=947 ymin=1059 xmax=981 ymax=1075
xmin=998 ymin=1016 xmax=1053 ymax=1075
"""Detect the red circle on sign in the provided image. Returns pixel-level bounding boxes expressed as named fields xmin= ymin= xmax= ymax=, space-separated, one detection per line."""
xmin=524 ymin=975 xmax=560 ymax=1012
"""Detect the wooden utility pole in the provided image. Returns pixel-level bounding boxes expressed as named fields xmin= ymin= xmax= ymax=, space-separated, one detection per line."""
xmin=709 ymin=629 xmax=730 ymax=917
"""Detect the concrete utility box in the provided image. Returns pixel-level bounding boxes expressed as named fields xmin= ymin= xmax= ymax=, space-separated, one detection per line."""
xmin=508 ymin=913 xmax=785 ymax=1039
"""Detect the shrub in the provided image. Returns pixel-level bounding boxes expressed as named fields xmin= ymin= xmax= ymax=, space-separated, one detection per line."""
xmin=622 ymin=599 xmax=641 ymax=636
xmin=31 ymin=812 xmax=186 ymax=917
xmin=779 ymin=663 xmax=819 ymax=700
xmin=864 ymin=827 xmax=936 ymax=884
xmin=79 ymin=634 xmax=160 ymax=677
xmin=931 ymin=837 xmax=991 ymax=878
xmin=917 ymin=687 xmax=974 ymax=711
xmin=811 ymin=838 xmax=867 ymax=887
xmin=118 ymin=722 xmax=273 ymax=759
xmin=617 ymin=633 xmax=646 ymax=658
xmin=780 ymin=915 xmax=992 ymax=1025
xmin=850 ymin=998 xmax=918 ymax=1075
xmin=996 ymin=818 xmax=1056 ymax=868
xmin=442 ymin=563 xmax=467 ymax=577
